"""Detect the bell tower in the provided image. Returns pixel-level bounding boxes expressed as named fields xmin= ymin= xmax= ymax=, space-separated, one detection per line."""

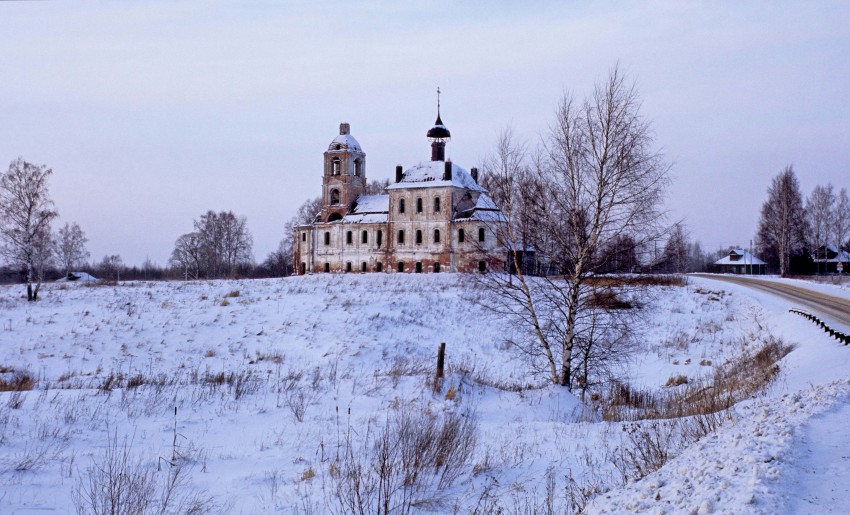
xmin=320 ymin=123 xmax=367 ymax=222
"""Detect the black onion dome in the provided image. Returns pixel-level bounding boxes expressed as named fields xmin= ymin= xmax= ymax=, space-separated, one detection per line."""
xmin=426 ymin=114 xmax=451 ymax=140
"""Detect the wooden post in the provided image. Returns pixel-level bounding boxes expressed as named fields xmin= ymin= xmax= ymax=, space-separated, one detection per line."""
xmin=434 ymin=342 xmax=446 ymax=392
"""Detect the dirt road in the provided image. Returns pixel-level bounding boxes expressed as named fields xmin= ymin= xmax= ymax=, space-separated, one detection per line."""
xmin=692 ymin=274 xmax=850 ymax=328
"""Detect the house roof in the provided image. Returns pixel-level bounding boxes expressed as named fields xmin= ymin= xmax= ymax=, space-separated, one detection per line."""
xmin=714 ymin=249 xmax=765 ymax=266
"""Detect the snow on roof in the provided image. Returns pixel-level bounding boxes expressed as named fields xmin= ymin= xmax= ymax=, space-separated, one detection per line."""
xmin=341 ymin=213 xmax=388 ymax=224
xmin=351 ymin=195 xmax=388 ymax=214
xmin=714 ymin=250 xmax=765 ymax=266
xmin=56 ymin=271 xmax=100 ymax=282
xmin=328 ymin=133 xmax=362 ymax=153
xmin=386 ymin=161 xmax=485 ymax=192
xmin=455 ymin=193 xmax=506 ymax=222
xmin=341 ymin=194 xmax=389 ymax=224
xmin=813 ymin=249 xmax=850 ymax=263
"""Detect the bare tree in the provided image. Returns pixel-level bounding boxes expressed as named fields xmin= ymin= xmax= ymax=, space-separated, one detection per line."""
xmin=365 ymin=178 xmax=391 ymax=195
xmin=0 ymin=158 xmax=59 ymax=301
xmin=756 ymin=166 xmax=807 ymax=276
xmin=56 ymin=221 xmax=90 ymax=277
xmin=260 ymin=238 xmax=293 ymax=277
xmin=834 ymin=187 xmax=850 ymax=252
xmin=99 ymin=254 xmax=124 ymax=282
xmin=805 ymin=183 xmax=835 ymax=273
xmin=173 ymin=210 xmax=254 ymax=279
xmin=479 ymin=66 xmax=669 ymax=391
xmin=169 ymin=232 xmax=203 ymax=280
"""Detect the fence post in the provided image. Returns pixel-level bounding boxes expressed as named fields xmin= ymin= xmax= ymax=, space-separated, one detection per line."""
xmin=434 ymin=342 xmax=446 ymax=392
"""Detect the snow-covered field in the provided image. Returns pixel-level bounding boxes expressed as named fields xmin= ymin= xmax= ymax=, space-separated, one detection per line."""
xmin=0 ymin=274 xmax=848 ymax=513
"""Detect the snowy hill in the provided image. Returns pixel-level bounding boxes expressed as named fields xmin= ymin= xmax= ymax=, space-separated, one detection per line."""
xmin=0 ymin=274 xmax=848 ymax=512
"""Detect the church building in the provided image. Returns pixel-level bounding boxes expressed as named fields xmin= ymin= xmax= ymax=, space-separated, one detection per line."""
xmin=293 ymin=109 xmax=506 ymax=274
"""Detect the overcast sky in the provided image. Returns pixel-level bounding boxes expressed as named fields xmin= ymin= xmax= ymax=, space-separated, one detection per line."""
xmin=2 ymin=1 xmax=849 ymax=267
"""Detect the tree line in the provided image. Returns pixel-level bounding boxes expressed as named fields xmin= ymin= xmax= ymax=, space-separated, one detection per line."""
xmin=755 ymin=166 xmax=849 ymax=276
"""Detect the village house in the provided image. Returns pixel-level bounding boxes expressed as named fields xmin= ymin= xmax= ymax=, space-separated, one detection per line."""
xmin=293 ymin=110 xmax=506 ymax=274
xmin=811 ymin=244 xmax=850 ymax=274
xmin=714 ymin=248 xmax=766 ymax=274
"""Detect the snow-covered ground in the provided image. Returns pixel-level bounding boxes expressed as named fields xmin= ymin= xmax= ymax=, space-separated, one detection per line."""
xmin=0 ymin=274 xmax=847 ymax=513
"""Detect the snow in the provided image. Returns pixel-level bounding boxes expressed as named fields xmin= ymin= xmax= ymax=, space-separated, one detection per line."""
xmin=714 ymin=249 xmax=765 ymax=265
xmin=386 ymin=160 xmax=485 ymax=191
xmin=2 ymin=273 xmax=850 ymax=512
xmin=341 ymin=194 xmax=389 ymax=223
xmin=328 ymin=133 xmax=362 ymax=152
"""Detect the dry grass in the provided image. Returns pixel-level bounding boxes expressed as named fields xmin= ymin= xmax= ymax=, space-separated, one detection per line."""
xmin=602 ymin=334 xmax=793 ymax=422
xmin=0 ymin=369 xmax=37 ymax=392
xmin=588 ymin=274 xmax=687 ymax=288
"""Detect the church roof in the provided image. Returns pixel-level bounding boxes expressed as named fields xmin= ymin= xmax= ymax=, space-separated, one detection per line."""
xmin=340 ymin=194 xmax=389 ymax=224
xmin=328 ymin=133 xmax=362 ymax=153
xmin=454 ymin=193 xmax=507 ymax=222
xmin=386 ymin=161 xmax=485 ymax=192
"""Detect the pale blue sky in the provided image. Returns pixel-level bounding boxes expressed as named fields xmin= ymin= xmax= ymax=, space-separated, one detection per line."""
xmin=2 ymin=1 xmax=848 ymax=266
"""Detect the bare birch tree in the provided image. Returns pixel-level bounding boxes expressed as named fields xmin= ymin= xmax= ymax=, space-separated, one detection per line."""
xmin=0 ymin=158 xmax=58 ymax=300
xmin=171 ymin=210 xmax=253 ymax=279
xmin=479 ymin=66 xmax=669 ymax=391
xmin=56 ymin=221 xmax=90 ymax=277
xmin=805 ymin=183 xmax=835 ymax=273
xmin=834 ymin=187 xmax=850 ymax=253
xmin=756 ymin=166 xmax=807 ymax=276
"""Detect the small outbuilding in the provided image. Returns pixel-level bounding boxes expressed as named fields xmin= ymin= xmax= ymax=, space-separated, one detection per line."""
xmin=714 ymin=249 xmax=766 ymax=274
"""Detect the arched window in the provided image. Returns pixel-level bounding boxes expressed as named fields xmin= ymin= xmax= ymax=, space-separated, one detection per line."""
xmin=332 ymin=158 xmax=341 ymax=176
xmin=346 ymin=231 xmax=352 ymax=244
xmin=331 ymin=189 xmax=340 ymax=204
xmin=324 ymin=232 xmax=330 ymax=245
xmin=478 ymin=227 xmax=486 ymax=242
xmin=433 ymin=262 xmax=440 ymax=273
xmin=346 ymin=262 xmax=352 ymax=272
xmin=478 ymin=260 xmax=487 ymax=273
xmin=458 ymin=228 xmax=465 ymax=243
xmin=377 ymin=230 xmax=383 ymax=247
xmin=416 ymin=198 xmax=423 ymax=213
xmin=397 ymin=262 xmax=404 ymax=272
xmin=376 ymin=262 xmax=383 ymax=272
xmin=398 ymin=230 xmax=405 ymax=244
xmin=361 ymin=262 xmax=367 ymax=272
xmin=434 ymin=197 xmax=441 ymax=213
xmin=434 ymin=229 xmax=440 ymax=243
xmin=301 ymin=232 xmax=306 ymax=242
xmin=415 ymin=262 xmax=423 ymax=273
xmin=300 ymin=262 xmax=306 ymax=275
xmin=361 ymin=230 xmax=368 ymax=244
xmin=324 ymin=263 xmax=330 ymax=273
xmin=399 ymin=199 xmax=406 ymax=214
xmin=354 ymin=159 xmax=362 ymax=176
xmin=415 ymin=230 xmax=422 ymax=244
